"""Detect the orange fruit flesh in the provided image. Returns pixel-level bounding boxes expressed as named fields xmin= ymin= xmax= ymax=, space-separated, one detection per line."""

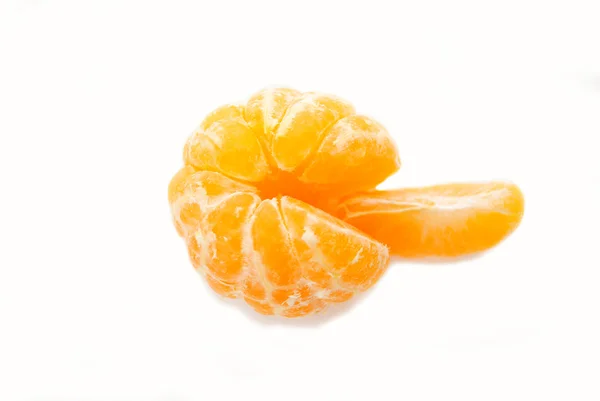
xmin=336 ymin=182 xmax=524 ymax=258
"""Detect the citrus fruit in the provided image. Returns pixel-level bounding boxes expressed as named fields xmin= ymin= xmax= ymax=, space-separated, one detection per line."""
xmin=169 ymin=87 xmax=524 ymax=317
xmin=169 ymin=88 xmax=398 ymax=317
xmin=336 ymin=182 xmax=524 ymax=258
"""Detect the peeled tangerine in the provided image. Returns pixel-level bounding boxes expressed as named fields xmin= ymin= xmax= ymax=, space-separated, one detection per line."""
xmin=168 ymin=87 xmax=524 ymax=317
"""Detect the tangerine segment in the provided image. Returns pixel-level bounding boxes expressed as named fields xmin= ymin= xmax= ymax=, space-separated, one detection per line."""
xmin=244 ymin=87 xmax=301 ymax=155
xmin=169 ymin=167 xmax=258 ymax=238
xmin=280 ymin=197 xmax=390 ymax=291
xmin=337 ymin=182 xmax=524 ymax=258
xmin=300 ymin=115 xmax=401 ymax=192
xmin=242 ymin=196 xmax=389 ymax=316
xmin=185 ymin=192 xmax=262 ymax=286
xmin=168 ymin=166 xmax=257 ymax=205
xmin=183 ymin=105 xmax=270 ymax=182
xmin=249 ymin=199 xmax=302 ymax=287
xmin=270 ymin=92 xmax=355 ymax=172
xmin=202 ymin=193 xmax=262 ymax=282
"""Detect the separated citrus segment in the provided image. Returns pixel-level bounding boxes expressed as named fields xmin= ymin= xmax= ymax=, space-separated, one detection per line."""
xmin=337 ymin=182 xmax=524 ymax=258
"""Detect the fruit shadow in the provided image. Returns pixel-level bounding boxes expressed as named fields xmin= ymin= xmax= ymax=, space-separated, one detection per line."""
xmin=391 ymin=251 xmax=488 ymax=265
xmin=207 ymin=288 xmax=373 ymax=327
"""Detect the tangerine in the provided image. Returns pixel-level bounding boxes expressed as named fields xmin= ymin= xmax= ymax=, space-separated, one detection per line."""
xmin=169 ymin=87 xmax=524 ymax=317
xmin=170 ymin=88 xmax=397 ymax=317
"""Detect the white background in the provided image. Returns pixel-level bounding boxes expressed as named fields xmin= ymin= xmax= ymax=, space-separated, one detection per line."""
xmin=1 ymin=1 xmax=599 ymax=400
